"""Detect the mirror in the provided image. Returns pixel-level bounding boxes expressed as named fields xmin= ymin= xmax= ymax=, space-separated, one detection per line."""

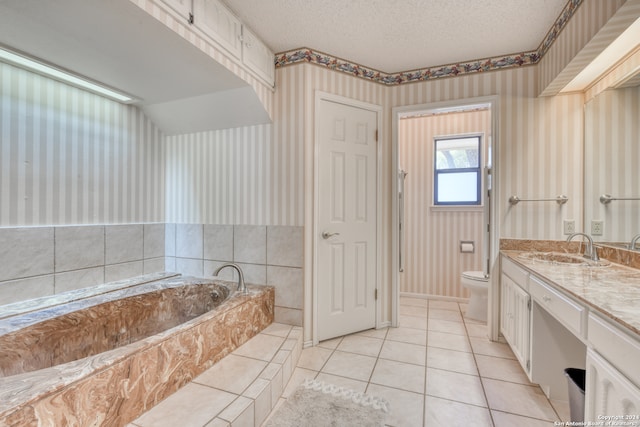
xmin=584 ymin=82 xmax=640 ymax=247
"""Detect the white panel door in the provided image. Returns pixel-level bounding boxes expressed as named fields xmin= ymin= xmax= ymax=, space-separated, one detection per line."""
xmin=317 ymin=98 xmax=378 ymax=341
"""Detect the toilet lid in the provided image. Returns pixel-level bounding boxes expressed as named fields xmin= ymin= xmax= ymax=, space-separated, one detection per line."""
xmin=462 ymin=271 xmax=488 ymax=282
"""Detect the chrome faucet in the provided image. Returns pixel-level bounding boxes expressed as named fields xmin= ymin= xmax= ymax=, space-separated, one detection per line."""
xmin=566 ymin=232 xmax=600 ymax=262
xmin=629 ymin=234 xmax=640 ymax=251
xmin=213 ymin=263 xmax=247 ymax=294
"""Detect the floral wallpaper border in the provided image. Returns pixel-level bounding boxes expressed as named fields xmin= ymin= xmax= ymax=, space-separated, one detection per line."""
xmin=274 ymin=0 xmax=583 ymax=86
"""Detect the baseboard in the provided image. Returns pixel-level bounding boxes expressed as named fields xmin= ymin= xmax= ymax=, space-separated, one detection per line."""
xmin=400 ymin=292 xmax=468 ymax=303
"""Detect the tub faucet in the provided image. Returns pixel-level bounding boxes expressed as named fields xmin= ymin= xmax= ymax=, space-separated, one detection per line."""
xmin=213 ymin=263 xmax=247 ymax=294
xmin=629 ymin=234 xmax=640 ymax=251
xmin=566 ymin=232 xmax=600 ymax=262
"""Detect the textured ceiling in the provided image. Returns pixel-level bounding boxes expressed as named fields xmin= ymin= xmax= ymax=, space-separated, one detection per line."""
xmin=226 ymin=0 xmax=568 ymax=73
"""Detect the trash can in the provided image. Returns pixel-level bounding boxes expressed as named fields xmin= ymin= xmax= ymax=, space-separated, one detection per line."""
xmin=564 ymin=368 xmax=586 ymax=422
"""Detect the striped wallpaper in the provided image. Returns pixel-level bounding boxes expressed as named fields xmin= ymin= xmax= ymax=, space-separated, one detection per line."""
xmin=538 ymin=0 xmax=625 ymax=96
xmin=584 ymin=85 xmax=640 ymax=243
xmin=0 ymin=62 xmax=165 ymax=226
xmin=0 ymin=0 xmax=617 ymax=312
xmin=165 ymin=124 xmax=273 ymax=225
xmin=399 ymin=110 xmax=490 ymax=297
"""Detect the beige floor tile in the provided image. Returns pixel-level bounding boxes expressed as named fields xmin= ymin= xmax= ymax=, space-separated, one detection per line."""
xmin=399 ymin=314 xmax=428 ymax=330
xmin=218 ymin=396 xmax=254 ymax=426
xmin=314 ymin=372 xmax=368 ymax=393
xmin=428 ymin=330 xmax=472 ymax=352
xmin=261 ymin=398 xmax=286 ymax=426
xmin=242 ymin=378 xmax=271 ymax=426
xmin=336 ymin=334 xmax=383 ymax=357
xmin=204 ymin=418 xmax=230 ymax=427
xmin=492 ymin=410 xmax=557 ymax=427
xmin=466 ymin=322 xmax=489 ymax=338
xmin=399 ymin=296 xmax=429 ymax=307
xmin=483 ymin=378 xmax=558 ymax=421
xmin=296 ymin=345 xmax=333 ymax=371
xmin=281 ymin=367 xmax=317 ymax=398
xmin=475 ymin=354 xmax=531 ymax=384
xmin=400 ymin=304 xmax=428 ymax=317
xmin=317 ymin=336 xmax=343 ymax=350
xmin=366 ymin=384 xmax=424 ymax=427
xmin=386 ymin=326 xmax=427 ymax=346
xmin=133 ymin=383 xmax=236 ymax=427
xmin=232 ymin=333 xmax=285 ymax=361
xmin=428 ymin=300 xmax=461 ymax=311
xmin=550 ymin=398 xmax=571 ymax=421
xmin=424 ymin=395 xmax=493 ymax=427
xmin=260 ymin=323 xmax=292 ymax=337
xmin=426 ymin=368 xmax=487 ymax=407
xmin=428 ymin=318 xmax=468 ymax=335
xmin=469 ymin=337 xmax=516 ymax=359
xmin=370 ymin=358 xmax=426 ymax=393
xmin=321 ymin=350 xmax=377 ymax=382
xmin=379 ymin=339 xmax=426 ymax=366
xmin=426 ymin=347 xmax=478 ymax=376
xmin=429 ymin=308 xmax=463 ymax=322
xmin=355 ymin=327 xmax=389 ymax=339
xmin=195 ymin=354 xmax=267 ymax=394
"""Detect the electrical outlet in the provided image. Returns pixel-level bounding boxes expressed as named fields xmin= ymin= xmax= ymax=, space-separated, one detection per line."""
xmin=591 ymin=220 xmax=604 ymax=236
xmin=563 ymin=220 xmax=575 ymax=235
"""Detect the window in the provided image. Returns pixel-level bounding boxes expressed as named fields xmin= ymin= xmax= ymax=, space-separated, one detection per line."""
xmin=434 ymin=135 xmax=481 ymax=205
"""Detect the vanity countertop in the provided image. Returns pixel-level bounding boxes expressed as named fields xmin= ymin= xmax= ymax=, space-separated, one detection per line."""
xmin=502 ymin=250 xmax=640 ymax=337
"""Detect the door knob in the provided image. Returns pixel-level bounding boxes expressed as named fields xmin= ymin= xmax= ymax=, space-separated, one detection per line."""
xmin=322 ymin=231 xmax=340 ymax=239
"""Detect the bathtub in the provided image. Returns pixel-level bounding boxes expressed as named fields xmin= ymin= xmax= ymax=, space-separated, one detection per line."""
xmin=0 ymin=276 xmax=274 ymax=426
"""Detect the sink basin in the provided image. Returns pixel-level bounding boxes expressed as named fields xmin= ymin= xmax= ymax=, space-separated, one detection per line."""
xmin=517 ymin=252 xmax=610 ymax=267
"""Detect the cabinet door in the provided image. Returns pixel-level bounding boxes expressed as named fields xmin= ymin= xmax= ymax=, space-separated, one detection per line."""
xmin=586 ymin=349 xmax=640 ymax=422
xmin=193 ymin=0 xmax=242 ymax=58
xmin=500 ymin=273 xmax=514 ymax=341
xmin=160 ymin=0 xmax=192 ymax=21
xmin=501 ymin=274 xmax=531 ymax=374
xmin=241 ymin=26 xmax=275 ymax=85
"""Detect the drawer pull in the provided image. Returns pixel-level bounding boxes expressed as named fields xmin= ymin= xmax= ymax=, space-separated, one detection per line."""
xmin=542 ymin=295 xmax=551 ymax=303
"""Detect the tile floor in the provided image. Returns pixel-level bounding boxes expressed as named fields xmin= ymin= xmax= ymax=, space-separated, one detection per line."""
xmin=129 ymin=297 xmax=571 ymax=427
xmin=275 ymin=297 xmax=570 ymax=427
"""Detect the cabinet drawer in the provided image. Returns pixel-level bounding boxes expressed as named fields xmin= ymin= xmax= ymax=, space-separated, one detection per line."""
xmin=588 ymin=313 xmax=640 ymax=387
xmin=529 ymin=275 xmax=585 ymax=337
xmin=502 ymin=256 xmax=528 ymax=290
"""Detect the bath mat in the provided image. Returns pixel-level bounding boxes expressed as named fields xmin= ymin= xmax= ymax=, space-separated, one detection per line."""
xmin=265 ymin=379 xmax=389 ymax=427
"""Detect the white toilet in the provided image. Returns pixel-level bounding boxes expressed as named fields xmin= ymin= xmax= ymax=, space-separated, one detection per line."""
xmin=461 ymin=271 xmax=489 ymax=322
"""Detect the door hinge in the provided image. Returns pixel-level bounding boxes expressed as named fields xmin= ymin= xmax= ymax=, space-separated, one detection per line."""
xmin=527 ymin=298 xmax=531 ymax=310
xmin=526 ymin=359 xmax=530 ymax=371
xmin=375 ymin=289 xmax=378 ymax=300
xmin=375 ymin=129 xmax=378 ymax=142
xmin=188 ymin=12 xmax=194 ymax=25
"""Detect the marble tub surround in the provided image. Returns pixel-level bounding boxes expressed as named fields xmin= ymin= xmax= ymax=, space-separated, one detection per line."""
xmin=0 ymin=278 xmax=274 ymax=427
xmin=0 ymin=223 xmax=168 ymax=306
xmin=502 ymin=251 xmax=640 ymax=335
xmin=0 ymin=272 xmax=178 ymax=321
xmin=129 ymin=323 xmax=303 ymax=427
xmin=500 ymin=238 xmax=640 ymax=269
xmin=167 ymin=224 xmax=304 ymax=326
xmin=0 ymin=280 xmax=232 ymax=376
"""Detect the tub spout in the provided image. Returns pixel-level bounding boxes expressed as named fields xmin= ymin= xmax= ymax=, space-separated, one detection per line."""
xmin=213 ymin=263 xmax=247 ymax=294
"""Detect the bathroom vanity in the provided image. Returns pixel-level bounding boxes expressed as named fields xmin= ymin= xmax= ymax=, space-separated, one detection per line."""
xmin=499 ymin=251 xmax=640 ymax=421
